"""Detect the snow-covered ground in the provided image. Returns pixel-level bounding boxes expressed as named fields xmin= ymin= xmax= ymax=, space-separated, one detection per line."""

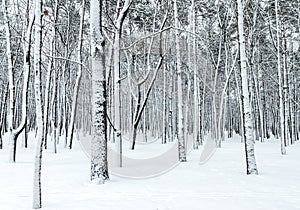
xmin=0 ymin=133 xmax=300 ymax=210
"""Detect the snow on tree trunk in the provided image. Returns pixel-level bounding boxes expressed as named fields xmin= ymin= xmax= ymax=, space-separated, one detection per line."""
xmin=90 ymin=0 xmax=109 ymax=184
xmin=237 ymin=0 xmax=258 ymax=175
xmin=275 ymin=0 xmax=286 ymax=155
xmin=174 ymin=0 xmax=186 ymax=162
xmin=32 ymin=0 xmax=44 ymax=208
xmin=2 ymin=0 xmax=16 ymax=163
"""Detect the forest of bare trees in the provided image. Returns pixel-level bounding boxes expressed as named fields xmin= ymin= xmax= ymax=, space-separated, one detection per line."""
xmin=0 ymin=0 xmax=300 ymax=208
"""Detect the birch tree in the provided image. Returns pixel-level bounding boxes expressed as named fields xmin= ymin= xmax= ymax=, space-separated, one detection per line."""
xmin=173 ymin=0 xmax=186 ymax=162
xmin=90 ymin=0 xmax=109 ymax=184
xmin=237 ymin=0 xmax=258 ymax=175
xmin=2 ymin=0 xmax=15 ymax=161
xmin=275 ymin=0 xmax=287 ymax=155
xmin=32 ymin=0 xmax=44 ymax=207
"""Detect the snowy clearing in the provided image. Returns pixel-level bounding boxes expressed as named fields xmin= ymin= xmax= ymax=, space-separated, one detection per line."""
xmin=0 ymin=134 xmax=300 ymax=210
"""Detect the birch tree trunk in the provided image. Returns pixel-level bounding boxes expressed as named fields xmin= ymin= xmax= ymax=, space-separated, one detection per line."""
xmin=275 ymin=0 xmax=287 ymax=155
xmin=237 ymin=0 xmax=258 ymax=175
xmin=174 ymin=0 xmax=186 ymax=162
xmin=32 ymin=0 xmax=44 ymax=208
xmin=90 ymin=0 xmax=109 ymax=184
xmin=2 ymin=0 xmax=16 ymax=163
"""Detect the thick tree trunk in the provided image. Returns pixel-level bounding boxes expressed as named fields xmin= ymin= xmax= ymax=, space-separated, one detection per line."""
xmin=237 ymin=0 xmax=258 ymax=175
xmin=3 ymin=0 xmax=16 ymax=162
xmin=90 ymin=0 xmax=109 ymax=184
xmin=32 ymin=0 xmax=44 ymax=208
xmin=174 ymin=0 xmax=186 ymax=162
xmin=275 ymin=0 xmax=286 ymax=155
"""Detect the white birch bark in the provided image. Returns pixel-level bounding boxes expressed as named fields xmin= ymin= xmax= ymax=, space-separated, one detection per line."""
xmin=174 ymin=0 xmax=186 ymax=162
xmin=275 ymin=0 xmax=286 ymax=155
xmin=237 ymin=0 xmax=258 ymax=175
xmin=32 ymin=0 xmax=44 ymax=208
xmin=2 ymin=0 xmax=16 ymax=162
xmin=90 ymin=0 xmax=109 ymax=184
